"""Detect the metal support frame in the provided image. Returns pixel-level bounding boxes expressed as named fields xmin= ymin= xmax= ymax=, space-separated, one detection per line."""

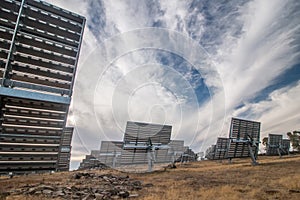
xmin=1 ymin=0 xmax=26 ymax=86
xmin=277 ymin=146 xmax=282 ymax=158
xmin=99 ymin=151 xmax=121 ymax=168
xmin=170 ymin=151 xmax=183 ymax=164
xmin=123 ymin=142 xmax=169 ymax=172
xmin=147 ymin=148 xmax=156 ymax=172
xmin=247 ymin=143 xmax=258 ymax=165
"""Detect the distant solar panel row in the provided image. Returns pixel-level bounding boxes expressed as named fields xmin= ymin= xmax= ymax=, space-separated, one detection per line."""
xmin=214 ymin=138 xmax=229 ymax=160
xmin=79 ymin=122 xmax=196 ymax=169
xmin=205 ymin=145 xmax=216 ymax=160
xmin=206 ymin=118 xmax=261 ymax=164
xmin=266 ymin=134 xmax=290 ymax=156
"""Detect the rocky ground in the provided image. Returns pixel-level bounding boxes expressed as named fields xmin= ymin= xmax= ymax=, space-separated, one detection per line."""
xmin=0 ymin=170 xmax=152 ymax=200
xmin=1 ymin=155 xmax=300 ymax=200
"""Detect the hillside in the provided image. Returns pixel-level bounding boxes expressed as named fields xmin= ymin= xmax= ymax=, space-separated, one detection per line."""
xmin=1 ymin=155 xmax=300 ymax=200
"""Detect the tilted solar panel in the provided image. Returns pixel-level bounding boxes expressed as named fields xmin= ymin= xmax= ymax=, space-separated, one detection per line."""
xmin=266 ymin=134 xmax=283 ymax=155
xmin=227 ymin=118 xmax=260 ymax=159
xmin=205 ymin=144 xmax=216 ymax=160
xmin=0 ymin=0 xmax=85 ymax=173
xmin=214 ymin=137 xmax=229 ymax=160
xmin=281 ymin=139 xmax=290 ymax=155
xmin=99 ymin=141 xmax=123 ymax=167
xmin=124 ymin=121 xmax=171 ymax=145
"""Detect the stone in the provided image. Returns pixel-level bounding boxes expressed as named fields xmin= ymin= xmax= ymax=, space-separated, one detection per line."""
xmin=73 ymin=173 xmax=82 ymax=179
xmin=8 ymin=172 xmax=144 ymax=199
xmin=95 ymin=193 xmax=104 ymax=199
xmin=118 ymin=191 xmax=130 ymax=198
xmin=35 ymin=191 xmax=42 ymax=195
xmin=129 ymin=194 xmax=139 ymax=198
xmin=53 ymin=190 xmax=65 ymax=196
xmin=265 ymin=189 xmax=280 ymax=194
xmin=144 ymin=183 xmax=153 ymax=187
xmin=108 ymin=189 xmax=118 ymax=195
xmin=28 ymin=187 xmax=37 ymax=194
xmin=289 ymin=189 xmax=300 ymax=193
xmin=42 ymin=189 xmax=52 ymax=194
xmin=82 ymin=193 xmax=95 ymax=200
xmin=132 ymin=181 xmax=142 ymax=186
xmin=72 ymin=195 xmax=80 ymax=199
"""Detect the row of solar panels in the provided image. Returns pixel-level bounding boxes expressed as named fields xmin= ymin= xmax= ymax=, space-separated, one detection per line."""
xmin=0 ymin=0 xmax=85 ymax=96
xmin=79 ymin=121 xmax=196 ymax=169
xmin=79 ymin=140 xmax=195 ymax=168
xmin=266 ymin=134 xmax=290 ymax=156
xmin=0 ymin=128 xmax=73 ymax=173
xmin=206 ymin=118 xmax=261 ymax=161
xmin=100 ymin=140 xmax=187 ymax=166
xmin=0 ymin=95 xmax=73 ymax=172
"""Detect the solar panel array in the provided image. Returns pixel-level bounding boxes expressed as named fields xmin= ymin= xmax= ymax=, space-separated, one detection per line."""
xmin=0 ymin=0 xmax=85 ymax=173
xmin=227 ymin=118 xmax=260 ymax=159
xmin=99 ymin=141 xmax=123 ymax=167
xmin=0 ymin=0 xmax=85 ymax=95
xmin=122 ymin=121 xmax=172 ymax=165
xmin=168 ymin=140 xmax=185 ymax=162
xmin=266 ymin=134 xmax=282 ymax=155
xmin=205 ymin=144 xmax=216 ymax=160
xmin=205 ymin=118 xmax=261 ymax=164
xmin=57 ymin=127 xmax=73 ymax=171
xmin=180 ymin=146 xmax=196 ymax=162
xmin=79 ymin=121 xmax=196 ymax=169
xmin=266 ymin=134 xmax=290 ymax=156
xmin=214 ymin=137 xmax=229 ymax=160
xmin=281 ymin=139 xmax=290 ymax=155
xmin=124 ymin=121 xmax=171 ymax=145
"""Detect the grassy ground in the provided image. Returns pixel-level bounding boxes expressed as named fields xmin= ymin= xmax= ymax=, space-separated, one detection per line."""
xmin=1 ymin=154 xmax=300 ymax=200
xmin=132 ymin=155 xmax=300 ymax=200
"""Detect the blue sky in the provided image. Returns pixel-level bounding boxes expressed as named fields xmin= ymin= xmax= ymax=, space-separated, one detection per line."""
xmin=48 ymin=0 xmax=300 ymax=169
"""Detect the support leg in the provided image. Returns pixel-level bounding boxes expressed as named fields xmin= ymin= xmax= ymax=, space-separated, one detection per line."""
xmin=248 ymin=143 xmax=258 ymax=165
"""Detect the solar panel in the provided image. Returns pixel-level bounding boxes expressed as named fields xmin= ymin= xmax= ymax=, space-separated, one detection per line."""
xmin=205 ymin=144 xmax=216 ymax=160
xmin=168 ymin=140 xmax=184 ymax=162
xmin=181 ymin=147 xmax=196 ymax=162
xmin=266 ymin=134 xmax=283 ymax=156
xmin=57 ymin=127 xmax=73 ymax=171
xmin=281 ymin=139 xmax=290 ymax=155
xmin=98 ymin=141 xmax=123 ymax=167
xmin=0 ymin=0 xmax=85 ymax=173
xmin=91 ymin=150 xmax=101 ymax=159
xmin=0 ymin=0 xmax=85 ymax=95
xmin=227 ymin=118 xmax=260 ymax=165
xmin=0 ymin=96 xmax=68 ymax=173
xmin=122 ymin=121 xmax=173 ymax=171
xmin=80 ymin=122 xmax=195 ymax=172
xmin=124 ymin=121 xmax=171 ymax=145
xmin=214 ymin=137 xmax=229 ymax=160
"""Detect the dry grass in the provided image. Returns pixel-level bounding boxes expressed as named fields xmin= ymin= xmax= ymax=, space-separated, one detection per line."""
xmin=1 ymin=155 xmax=300 ymax=200
xmin=131 ymin=155 xmax=300 ymax=200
